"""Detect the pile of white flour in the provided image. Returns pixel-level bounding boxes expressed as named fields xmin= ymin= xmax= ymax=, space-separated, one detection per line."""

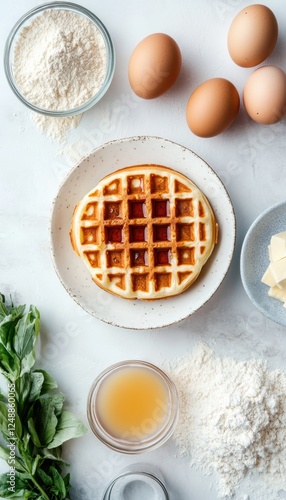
xmin=171 ymin=344 xmax=286 ymax=498
xmin=13 ymin=9 xmax=107 ymax=140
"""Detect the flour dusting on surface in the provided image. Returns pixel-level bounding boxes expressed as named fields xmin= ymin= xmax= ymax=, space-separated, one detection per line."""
xmin=171 ymin=344 xmax=286 ymax=498
xmin=32 ymin=113 xmax=82 ymax=143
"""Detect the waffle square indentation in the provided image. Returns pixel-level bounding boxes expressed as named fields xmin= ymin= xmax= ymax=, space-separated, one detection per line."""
xmin=105 ymin=226 xmax=124 ymax=243
xmin=174 ymin=179 xmax=192 ymax=193
xmin=150 ymin=174 xmax=168 ymax=193
xmin=177 ymin=223 xmax=194 ymax=242
xmin=82 ymin=202 xmax=98 ymax=220
xmin=199 ymin=222 xmax=206 ymax=241
xmin=153 ymin=224 xmax=170 ymax=242
xmin=132 ymin=273 xmax=149 ymax=292
xmin=81 ymin=226 xmax=99 ymax=245
xmin=104 ymin=201 xmax=122 ymax=220
xmin=130 ymin=249 xmax=148 ymax=267
xmin=175 ymin=198 xmax=194 ymax=217
xmin=129 ymin=201 xmax=146 ymax=219
xmin=84 ymin=251 xmax=100 ymax=267
xmin=107 ymin=273 xmax=125 ymax=290
xmin=154 ymin=248 xmax=171 ymax=266
xmin=103 ymin=179 xmax=121 ymax=196
xmin=127 ymin=176 xmax=145 ymax=194
xmin=106 ymin=250 xmax=125 ymax=268
xmin=152 ymin=200 xmax=170 ymax=218
xmin=129 ymin=225 xmax=147 ymax=242
xmin=177 ymin=247 xmax=195 ymax=266
xmin=198 ymin=201 xmax=205 ymax=217
xmin=178 ymin=271 xmax=192 ymax=284
xmin=154 ymin=272 xmax=171 ymax=291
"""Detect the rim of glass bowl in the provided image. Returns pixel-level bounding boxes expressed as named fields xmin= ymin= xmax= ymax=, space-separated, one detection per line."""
xmin=87 ymin=360 xmax=179 ymax=454
xmin=4 ymin=1 xmax=115 ymax=117
xmin=102 ymin=470 xmax=169 ymax=500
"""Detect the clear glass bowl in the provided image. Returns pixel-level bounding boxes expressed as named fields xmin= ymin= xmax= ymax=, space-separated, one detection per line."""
xmin=102 ymin=464 xmax=169 ymax=500
xmin=4 ymin=1 xmax=115 ymax=117
xmin=87 ymin=360 xmax=179 ymax=454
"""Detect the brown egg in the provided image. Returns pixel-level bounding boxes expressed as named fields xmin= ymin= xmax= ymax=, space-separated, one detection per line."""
xmin=228 ymin=4 xmax=278 ymax=68
xmin=128 ymin=33 xmax=182 ymax=99
xmin=243 ymin=66 xmax=286 ymax=124
xmin=186 ymin=78 xmax=240 ymax=138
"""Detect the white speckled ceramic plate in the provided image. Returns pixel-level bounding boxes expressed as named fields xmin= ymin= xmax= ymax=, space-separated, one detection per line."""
xmin=240 ymin=201 xmax=286 ymax=327
xmin=50 ymin=136 xmax=235 ymax=329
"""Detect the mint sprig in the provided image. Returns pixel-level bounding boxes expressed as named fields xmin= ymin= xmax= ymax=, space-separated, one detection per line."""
xmin=0 ymin=294 xmax=87 ymax=499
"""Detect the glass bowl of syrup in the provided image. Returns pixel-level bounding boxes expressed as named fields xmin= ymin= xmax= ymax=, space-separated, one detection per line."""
xmin=87 ymin=360 xmax=179 ymax=453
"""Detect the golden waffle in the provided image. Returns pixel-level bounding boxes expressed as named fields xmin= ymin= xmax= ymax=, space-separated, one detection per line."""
xmin=70 ymin=165 xmax=218 ymax=300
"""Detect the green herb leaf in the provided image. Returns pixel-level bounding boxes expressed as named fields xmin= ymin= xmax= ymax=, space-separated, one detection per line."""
xmin=63 ymin=472 xmax=71 ymax=492
xmin=27 ymin=418 xmax=41 ymax=448
xmin=13 ymin=310 xmax=38 ymax=360
xmin=0 ymin=305 xmax=25 ymax=348
xmin=0 ymin=401 xmax=22 ymax=440
xmin=31 ymin=454 xmax=43 ymax=476
xmin=0 ymin=472 xmax=31 ymax=497
xmin=20 ymin=430 xmax=30 ymax=453
xmin=16 ymin=372 xmax=32 ymax=414
xmin=47 ymin=410 xmax=87 ymax=449
xmin=50 ymin=466 xmax=67 ymax=499
xmin=0 ymin=443 xmax=26 ymax=474
xmin=40 ymin=447 xmax=68 ymax=466
xmin=0 ymin=344 xmax=20 ymax=381
xmin=33 ymin=397 xmax=58 ymax=447
xmin=35 ymin=370 xmax=58 ymax=394
xmin=0 ymin=401 xmax=8 ymax=438
xmin=46 ymin=393 xmax=65 ymax=418
xmin=27 ymin=393 xmax=65 ymax=448
xmin=0 ymin=445 xmax=10 ymax=462
xmin=0 ymin=294 xmax=86 ymax=499
xmin=36 ymin=468 xmax=53 ymax=487
xmin=13 ymin=306 xmax=40 ymax=377
xmin=0 ymin=293 xmax=8 ymax=316
xmin=28 ymin=372 xmax=44 ymax=403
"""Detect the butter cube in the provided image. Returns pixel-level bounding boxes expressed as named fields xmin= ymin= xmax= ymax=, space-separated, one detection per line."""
xmin=269 ymin=258 xmax=286 ymax=289
xmin=261 ymin=265 xmax=276 ymax=287
xmin=269 ymin=231 xmax=286 ymax=262
xmin=268 ymin=286 xmax=286 ymax=302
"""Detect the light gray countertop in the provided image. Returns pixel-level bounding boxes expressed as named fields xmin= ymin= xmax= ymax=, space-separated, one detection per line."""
xmin=1 ymin=1 xmax=286 ymax=499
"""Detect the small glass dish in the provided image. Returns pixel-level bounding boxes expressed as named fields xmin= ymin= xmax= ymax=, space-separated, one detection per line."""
xmin=4 ymin=1 xmax=115 ymax=117
xmin=87 ymin=360 xmax=179 ymax=454
xmin=102 ymin=464 xmax=169 ymax=500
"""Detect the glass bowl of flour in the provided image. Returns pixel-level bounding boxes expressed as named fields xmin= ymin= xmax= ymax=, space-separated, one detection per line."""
xmin=4 ymin=2 xmax=115 ymax=117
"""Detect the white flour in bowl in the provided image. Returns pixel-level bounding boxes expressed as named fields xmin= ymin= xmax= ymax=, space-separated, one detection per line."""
xmin=13 ymin=8 xmax=107 ymax=140
xmin=171 ymin=344 xmax=286 ymax=499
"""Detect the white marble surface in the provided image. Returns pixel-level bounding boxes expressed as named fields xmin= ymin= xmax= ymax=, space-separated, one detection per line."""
xmin=1 ymin=1 xmax=286 ymax=499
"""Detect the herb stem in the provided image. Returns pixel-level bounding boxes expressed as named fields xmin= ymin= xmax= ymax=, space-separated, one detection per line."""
xmin=28 ymin=473 xmax=50 ymax=500
xmin=0 ymin=295 xmax=86 ymax=499
xmin=20 ymin=454 xmax=50 ymax=500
